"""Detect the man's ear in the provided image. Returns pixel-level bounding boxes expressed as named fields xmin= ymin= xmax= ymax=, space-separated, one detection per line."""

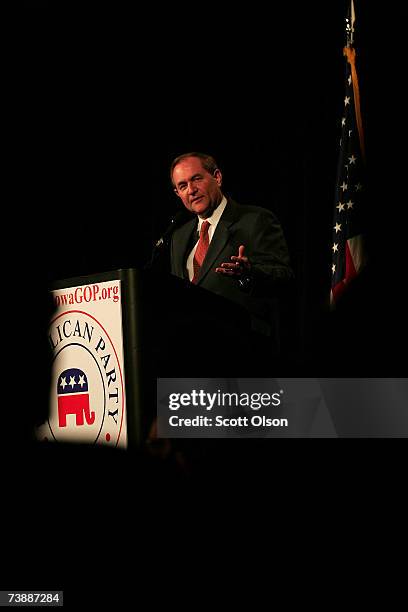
xmin=214 ymin=169 xmax=222 ymax=186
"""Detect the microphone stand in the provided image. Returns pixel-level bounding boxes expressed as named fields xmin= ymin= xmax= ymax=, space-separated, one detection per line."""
xmin=144 ymin=210 xmax=190 ymax=271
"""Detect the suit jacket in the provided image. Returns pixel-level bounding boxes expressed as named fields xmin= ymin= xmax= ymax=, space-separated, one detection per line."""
xmin=170 ymin=198 xmax=293 ymax=337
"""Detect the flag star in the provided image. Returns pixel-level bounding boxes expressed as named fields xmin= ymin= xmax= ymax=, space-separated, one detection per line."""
xmin=334 ymin=223 xmax=342 ymax=233
xmin=332 ymin=243 xmax=339 ymax=252
xmin=355 ymin=183 xmax=363 ymax=191
xmin=332 ymin=263 xmax=336 ymax=274
xmin=78 ymin=375 xmax=85 ymax=387
xmin=348 ymin=129 xmax=352 ymax=137
xmin=69 ymin=376 xmax=76 ymax=388
xmin=336 ymin=202 xmax=345 ymax=212
xmin=341 ymin=117 xmax=346 ymax=126
xmin=344 ymin=96 xmax=350 ymax=106
xmin=340 ymin=181 xmax=348 ymax=192
xmin=346 ymin=200 xmax=354 ymax=209
xmin=348 ymin=154 xmax=357 ymax=165
xmin=60 ymin=377 xmax=67 ymax=390
xmin=348 ymin=75 xmax=352 ymax=85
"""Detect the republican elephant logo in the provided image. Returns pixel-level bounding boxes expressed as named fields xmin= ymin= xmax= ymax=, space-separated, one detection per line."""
xmin=57 ymin=367 xmax=95 ymax=427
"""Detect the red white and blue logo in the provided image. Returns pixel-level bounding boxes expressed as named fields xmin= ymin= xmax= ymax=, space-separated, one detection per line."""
xmin=57 ymin=368 xmax=95 ymax=428
xmin=38 ymin=309 xmax=125 ymax=446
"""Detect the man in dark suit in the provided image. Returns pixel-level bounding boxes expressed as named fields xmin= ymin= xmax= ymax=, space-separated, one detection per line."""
xmin=170 ymin=152 xmax=293 ymax=339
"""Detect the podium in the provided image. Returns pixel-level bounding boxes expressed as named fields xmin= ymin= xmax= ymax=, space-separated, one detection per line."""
xmin=38 ymin=268 xmax=277 ymax=449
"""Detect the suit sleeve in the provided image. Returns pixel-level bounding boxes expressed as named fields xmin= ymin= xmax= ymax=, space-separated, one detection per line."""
xmin=244 ymin=210 xmax=293 ymax=297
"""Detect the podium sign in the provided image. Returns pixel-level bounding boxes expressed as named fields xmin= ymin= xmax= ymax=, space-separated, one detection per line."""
xmin=37 ymin=274 xmax=132 ymax=447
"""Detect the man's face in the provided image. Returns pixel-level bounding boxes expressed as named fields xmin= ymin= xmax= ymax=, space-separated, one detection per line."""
xmin=172 ymin=157 xmax=223 ymax=218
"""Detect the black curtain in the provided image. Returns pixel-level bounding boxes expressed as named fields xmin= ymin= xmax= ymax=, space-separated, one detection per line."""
xmin=12 ymin=0 xmax=406 ymax=378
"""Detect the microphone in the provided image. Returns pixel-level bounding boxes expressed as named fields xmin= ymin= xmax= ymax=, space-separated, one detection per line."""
xmin=144 ymin=209 xmax=191 ymax=270
xmin=154 ymin=210 xmax=189 ymax=249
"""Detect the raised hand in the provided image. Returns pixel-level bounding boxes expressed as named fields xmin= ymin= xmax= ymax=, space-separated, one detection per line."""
xmin=215 ymin=245 xmax=251 ymax=276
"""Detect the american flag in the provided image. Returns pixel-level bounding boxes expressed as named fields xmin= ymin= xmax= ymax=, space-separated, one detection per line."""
xmin=330 ymin=7 xmax=366 ymax=304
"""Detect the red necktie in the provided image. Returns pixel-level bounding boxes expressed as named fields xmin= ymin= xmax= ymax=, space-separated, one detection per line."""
xmin=192 ymin=220 xmax=210 ymax=284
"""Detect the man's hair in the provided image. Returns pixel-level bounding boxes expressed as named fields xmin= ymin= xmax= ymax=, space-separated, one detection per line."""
xmin=170 ymin=152 xmax=219 ymax=187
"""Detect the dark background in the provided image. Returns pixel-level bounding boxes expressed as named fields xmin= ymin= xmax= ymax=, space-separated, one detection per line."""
xmin=4 ymin=0 xmax=407 ymax=604
xmin=13 ymin=0 xmax=406 ymax=380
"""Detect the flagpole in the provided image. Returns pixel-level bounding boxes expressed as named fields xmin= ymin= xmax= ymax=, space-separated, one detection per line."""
xmin=343 ymin=0 xmax=365 ymax=161
xmin=350 ymin=0 xmax=355 ymax=46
